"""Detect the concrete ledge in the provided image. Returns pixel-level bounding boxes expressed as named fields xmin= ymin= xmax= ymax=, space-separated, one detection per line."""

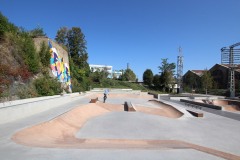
xmin=0 ymin=94 xmax=81 ymax=124
xmin=187 ymin=109 xmax=203 ymax=117
xmin=180 ymin=99 xmax=222 ymax=110
xmin=90 ymin=97 xmax=98 ymax=103
xmin=124 ymin=101 xmax=136 ymax=112
xmin=148 ymin=92 xmax=158 ymax=98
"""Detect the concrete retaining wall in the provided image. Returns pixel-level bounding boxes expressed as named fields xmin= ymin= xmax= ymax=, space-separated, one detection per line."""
xmin=0 ymin=93 xmax=81 ymax=124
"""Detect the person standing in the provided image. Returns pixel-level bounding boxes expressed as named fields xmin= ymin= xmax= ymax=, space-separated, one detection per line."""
xmin=103 ymin=88 xmax=109 ymax=103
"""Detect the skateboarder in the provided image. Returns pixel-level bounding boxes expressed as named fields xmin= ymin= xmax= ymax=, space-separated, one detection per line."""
xmin=103 ymin=89 xmax=109 ymax=103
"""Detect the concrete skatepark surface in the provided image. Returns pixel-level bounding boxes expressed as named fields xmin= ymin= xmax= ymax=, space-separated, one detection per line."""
xmin=1 ymin=91 xmax=240 ymax=160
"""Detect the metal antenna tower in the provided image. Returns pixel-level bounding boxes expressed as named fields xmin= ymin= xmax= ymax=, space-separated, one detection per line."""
xmin=221 ymin=42 xmax=240 ymax=97
xmin=177 ymin=47 xmax=183 ymax=93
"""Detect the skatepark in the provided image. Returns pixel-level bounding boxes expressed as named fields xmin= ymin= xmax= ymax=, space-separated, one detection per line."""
xmin=0 ymin=90 xmax=240 ymax=160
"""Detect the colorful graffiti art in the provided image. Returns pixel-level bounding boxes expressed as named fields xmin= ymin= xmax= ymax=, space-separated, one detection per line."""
xmin=49 ymin=40 xmax=72 ymax=92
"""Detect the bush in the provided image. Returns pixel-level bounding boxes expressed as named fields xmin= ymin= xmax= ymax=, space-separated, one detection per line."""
xmin=34 ymin=76 xmax=62 ymax=96
xmin=29 ymin=26 xmax=46 ymax=38
xmin=71 ymin=78 xmax=82 ymax=92
xmin=0 ymin=12 xmax=18 ymax=37
xmin=71 ymin=77 xmax=90 ymax=92
xmin=38 ymin=41 xmax=50 ymax=67
xmin=17 ymin=83 xmax=38 ymax=99
xmin=19 ymin=32 xmax=40 ymax=74
xmin=91 ymin=79 xmax=147 ymax=91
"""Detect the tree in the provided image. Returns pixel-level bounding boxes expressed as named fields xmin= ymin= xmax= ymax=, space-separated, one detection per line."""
xmin=55 ymin=27 xmax=89 ymax=72
xmin=38 ymin=41 xmax=50 ymax=68
xmin=158 ymin=58 xmax=176 ymax=74
xmin=158 ymin=58 xmax=176 ymax=92
xmin=201 ymin=69 xmax=213 ymax=94
xmin=153 ymin=74 xmax=161 ymax=90
xmin=55 ymin=27 xmax=68 ymax=46
xmin=90 ymin=68 xmax=109 ymax=83
xmin=121 ymin=68 xmax=136 ymax=81
xmin=0 ymin=12 xmax=17 ymax=37
xmin=20 ymin=32 xmax=40 ymax=74
xmin=29 ymin=26 xmax=46 ymax=38
xmin=67 ymin=27 xmax=88 ymax=68
xmin=143 ymin=69 xmax=153 ymax=86
xmin=55 ymin=26 xmax=90 ymax=91
xmin=67 ymin=27 xmax=90 ymax=78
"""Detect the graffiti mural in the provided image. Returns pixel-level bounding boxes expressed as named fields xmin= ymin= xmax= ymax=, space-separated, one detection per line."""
xmin=49 ymin=40 xmax=72 ymax=92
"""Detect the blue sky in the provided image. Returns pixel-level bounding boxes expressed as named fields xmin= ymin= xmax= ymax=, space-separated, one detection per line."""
xmin=1 ymin=0 xmax=240 ymax=80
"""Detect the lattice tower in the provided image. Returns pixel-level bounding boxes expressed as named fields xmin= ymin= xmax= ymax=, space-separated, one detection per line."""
xmin=177 ymin=47 xmax=183 ymax=92
xmin=221 ymin=42 xmax=240 ymax=97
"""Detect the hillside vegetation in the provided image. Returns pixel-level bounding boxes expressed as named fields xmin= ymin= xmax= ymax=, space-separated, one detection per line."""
xmin=0 ymin=12 xmax=147 ymax=102
xmin=0 ymin=13 xmax=61 ymax=101
xmin=91 ymin=79 xmax=147 ymax=91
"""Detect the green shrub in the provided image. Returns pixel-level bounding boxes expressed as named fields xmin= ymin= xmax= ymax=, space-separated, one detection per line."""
xmin=91 ymin=79 xmax=147 ymax=91
xmin=29 ymin=26 xmax=46 ymax=38
xmin=17 ymin=83 xmax=38 ymax=99
xmin=71 ymin=78 xmax=82 ymax=92
xmin=19 ymin=32 xmax=40 ymax=74
xmin=71 ymin=77 xmax=90 ymax=92
xmin=34 ymin=76 xmax=62 ymax=96
xmin=38 ymin=41 xmax=50 ymax=67
xmin=0 ymin=12 xmax=18 ymax=36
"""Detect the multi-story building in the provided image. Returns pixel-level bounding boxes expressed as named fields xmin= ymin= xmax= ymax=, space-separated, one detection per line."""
xmin=112 ymin=70 xmax=123 ymax=79
xmin=89 ymin=64 xmax=113 ymax=78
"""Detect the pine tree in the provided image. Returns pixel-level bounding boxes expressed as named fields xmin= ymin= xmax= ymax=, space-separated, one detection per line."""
xmin=20 ymin=32 xmax=40 ymax=74
xmin=39 ymin=41 xmax=50 ymax=68
xmin=67 ymin=27 xmax=90 ymax=77
xmin=55 ymin=26 xmax=90 ymax=90
xmin=55 ymin=27 xmax=68 ymax=46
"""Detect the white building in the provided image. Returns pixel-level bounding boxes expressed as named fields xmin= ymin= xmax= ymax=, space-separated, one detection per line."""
xmin=112 ymin=70 xmax=123 ymax=79
xmin=89 ymin=64 xmax=113 ymax=78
